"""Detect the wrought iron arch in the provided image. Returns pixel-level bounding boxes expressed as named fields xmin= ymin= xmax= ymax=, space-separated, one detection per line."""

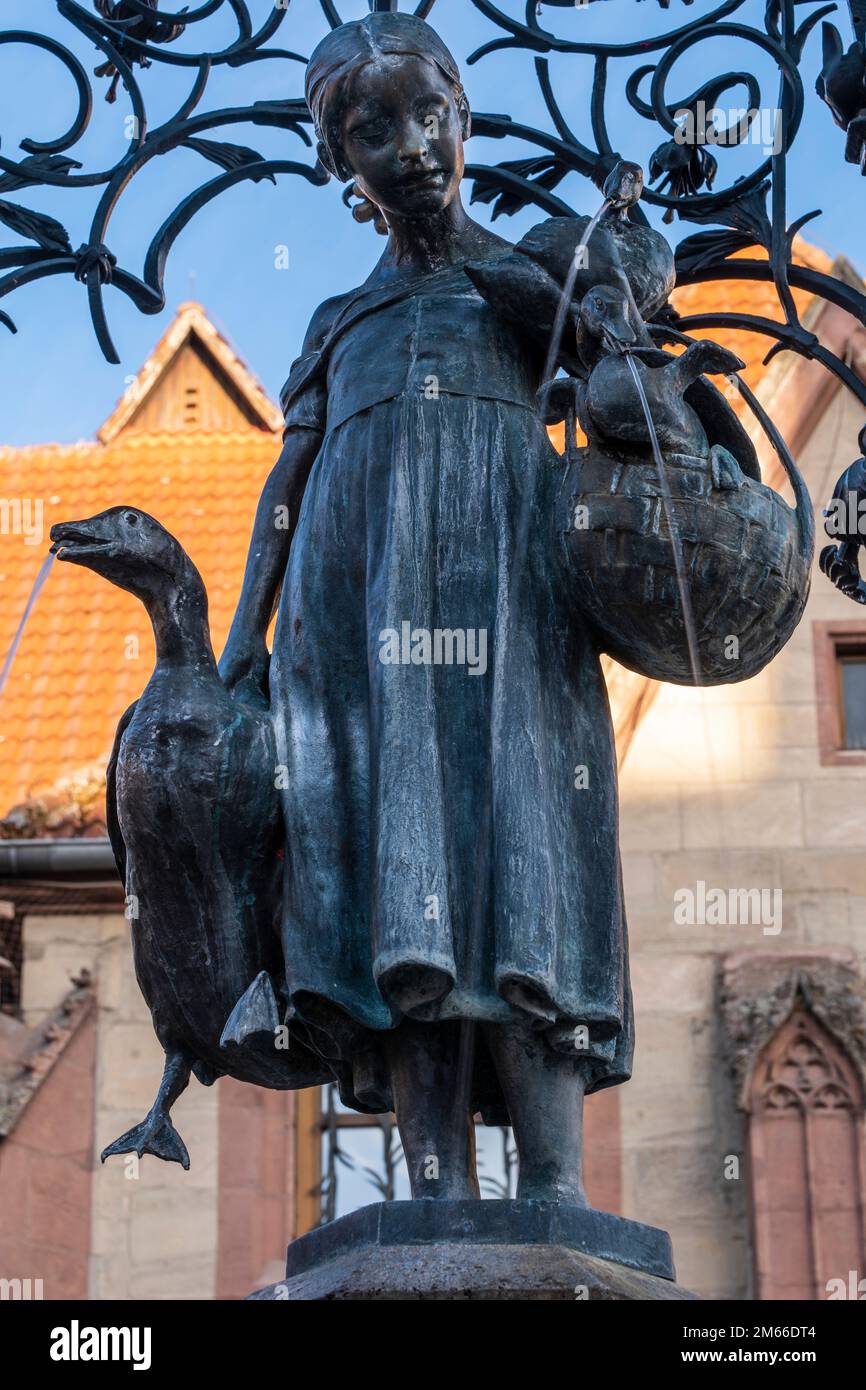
xmin=1 ymin=0 xmax=865 ymax=531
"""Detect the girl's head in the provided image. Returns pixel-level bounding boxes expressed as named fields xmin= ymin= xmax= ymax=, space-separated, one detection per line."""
xmin=306 ymin=12 xmax=470 ymax=225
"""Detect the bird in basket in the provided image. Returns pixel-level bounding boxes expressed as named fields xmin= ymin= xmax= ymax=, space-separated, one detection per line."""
xmin=538 ymin=283 xmax=754 ymax=485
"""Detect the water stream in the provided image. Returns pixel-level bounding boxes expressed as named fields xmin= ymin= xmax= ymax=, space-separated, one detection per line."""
xmin=625 ymin=354 xmax=740 ymax=906
xmin=541 ymin=199 xmax=611 ymax=390
xmin=624 ymin=352 xmax=703 ymax=688
xmin=0 ymin=551 xmax=56 ymax=703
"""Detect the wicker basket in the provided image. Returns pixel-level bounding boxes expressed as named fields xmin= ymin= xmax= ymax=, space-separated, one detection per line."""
xmin=557 ymin=441 xmax=814 ymax=684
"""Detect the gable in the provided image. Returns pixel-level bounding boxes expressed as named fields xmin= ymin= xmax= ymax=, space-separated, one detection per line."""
xmin=0 ymin=299 xmax=285 ymax=820
xmin=119 ymin=336 xmax=269 ymax=435
xmin=98 ymin=301 xmax=283 ymax=442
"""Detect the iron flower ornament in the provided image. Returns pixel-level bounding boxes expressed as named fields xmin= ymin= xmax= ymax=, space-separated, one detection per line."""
xmin=816 ymin=15 xmax=866 ymax=170
xmin=92 ymin=1 xmax=187 ymax=102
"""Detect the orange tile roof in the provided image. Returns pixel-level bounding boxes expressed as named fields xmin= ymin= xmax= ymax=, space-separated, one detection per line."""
xmin=0 ymin=305 xmax=281 ymax=821
xmin=670 ymin=239 xmax=837 ymax=402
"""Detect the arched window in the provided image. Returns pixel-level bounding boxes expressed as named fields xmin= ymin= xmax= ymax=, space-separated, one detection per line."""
xmin=748 ymin=1006 xmax=866 ymax=1300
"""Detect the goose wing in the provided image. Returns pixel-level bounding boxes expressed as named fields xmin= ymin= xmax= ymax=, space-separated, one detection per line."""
xmin=106 ymin=701 xmax=137 ymax=884
xmin=683 ymin=377 xmax=761 ymax=482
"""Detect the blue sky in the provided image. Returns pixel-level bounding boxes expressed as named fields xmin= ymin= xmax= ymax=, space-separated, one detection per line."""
xmin=0 ymin=0 xmax=862 ymax=446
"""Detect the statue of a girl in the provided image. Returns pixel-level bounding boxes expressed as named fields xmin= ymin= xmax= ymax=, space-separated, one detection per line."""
xmin=216 ymin=10 xmax=734 ymax=1205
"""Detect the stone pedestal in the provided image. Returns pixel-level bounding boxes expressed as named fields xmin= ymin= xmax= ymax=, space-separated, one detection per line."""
xmin=248 ymin=1200 xmax=697 ymax=1300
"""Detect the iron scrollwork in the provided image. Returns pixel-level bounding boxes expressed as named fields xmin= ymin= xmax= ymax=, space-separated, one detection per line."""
xmin=0 ymin=0 xmax=321 ymax=362
xmin=1 ymin=0 xmax=866 ymax=590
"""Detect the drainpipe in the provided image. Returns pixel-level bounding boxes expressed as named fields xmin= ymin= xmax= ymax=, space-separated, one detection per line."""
xmin=0 ymin=839 xmax=116 ymax=875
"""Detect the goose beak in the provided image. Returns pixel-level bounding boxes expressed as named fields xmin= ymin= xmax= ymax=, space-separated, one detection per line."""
xmin=601 ymin=320 xmax=636 ymax=355
xmin=602 ymin=160 xmax=644 ymax=209
xmin=49 ymin=520 xmax=115 ymax=565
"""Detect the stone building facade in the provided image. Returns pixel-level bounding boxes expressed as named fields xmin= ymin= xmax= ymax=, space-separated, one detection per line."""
xmin=615 ymin=289 xmax=866 ymax=1299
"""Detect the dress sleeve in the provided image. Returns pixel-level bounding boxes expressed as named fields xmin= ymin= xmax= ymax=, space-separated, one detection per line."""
xmin=279 ymin=350 xmax=327 ymax=442
xmin=278 ymin=291 xmax=360 ymax=442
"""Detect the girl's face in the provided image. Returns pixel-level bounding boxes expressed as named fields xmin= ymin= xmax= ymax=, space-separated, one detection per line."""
xmin=338 ymin=54 xmax=466 ymax=222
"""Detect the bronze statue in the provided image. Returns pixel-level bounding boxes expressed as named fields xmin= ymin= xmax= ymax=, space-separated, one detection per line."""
xmin=48 ymin=507 xmax=331 ymax=1169
xmin=52 ymin=12 xmax=812 ymax=1226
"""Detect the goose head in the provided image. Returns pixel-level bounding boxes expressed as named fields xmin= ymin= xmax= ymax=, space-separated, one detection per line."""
xmin=602 ymin=160 xmax=644 ymax=216
xmin=50 ymin=507 xmax=195 ymax=607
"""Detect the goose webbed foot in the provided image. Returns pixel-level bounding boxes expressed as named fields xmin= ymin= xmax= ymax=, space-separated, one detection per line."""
xmin=820 ymin=542 xmax=866 ymax=603
xmin=101 ymin=1110 xmax=191 ymax=1170
xmin=101 ymin=1047 xmax=192 ymax=1169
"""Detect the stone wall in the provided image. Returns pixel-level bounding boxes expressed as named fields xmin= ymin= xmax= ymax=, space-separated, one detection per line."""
xmin=13 ymin=911 xmax=219 ymax=1298
xmin=617 ymin=383 xmax=866 ymax=1298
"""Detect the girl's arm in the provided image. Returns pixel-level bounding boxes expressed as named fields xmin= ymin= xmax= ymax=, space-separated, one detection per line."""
xmin=218 ymin=427 xmax=321 ymax=695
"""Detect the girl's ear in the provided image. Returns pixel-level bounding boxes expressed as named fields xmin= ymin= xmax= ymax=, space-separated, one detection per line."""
xmin=316 ymin=140 xmax=339 ymax=179
xmin=458 ymin=93 xmax=471 ymax=142
xmin=344 ymin=184 xmax=389 ymax=236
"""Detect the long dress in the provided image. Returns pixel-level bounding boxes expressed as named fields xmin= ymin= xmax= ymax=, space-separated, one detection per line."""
xmin=270 ymin=254 xmax=633 ymax=1119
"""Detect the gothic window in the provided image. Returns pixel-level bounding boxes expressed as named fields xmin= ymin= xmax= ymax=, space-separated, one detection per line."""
xmin=748 ymin=1007 xmax=866 ymax=1299
xmin=839 ymin=651 xmax=866 ymax=748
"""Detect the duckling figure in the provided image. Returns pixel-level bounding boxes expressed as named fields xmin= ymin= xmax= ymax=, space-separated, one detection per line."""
xmin=464 ymin=160 xmax=674 ymax=376
xmin=573 ymin=283 xmax=747 ymax=460
xmin=49 ymin=507 xmax=328 ymax=1167
xmin=539 ymin=283 xmax=760 ymax=496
